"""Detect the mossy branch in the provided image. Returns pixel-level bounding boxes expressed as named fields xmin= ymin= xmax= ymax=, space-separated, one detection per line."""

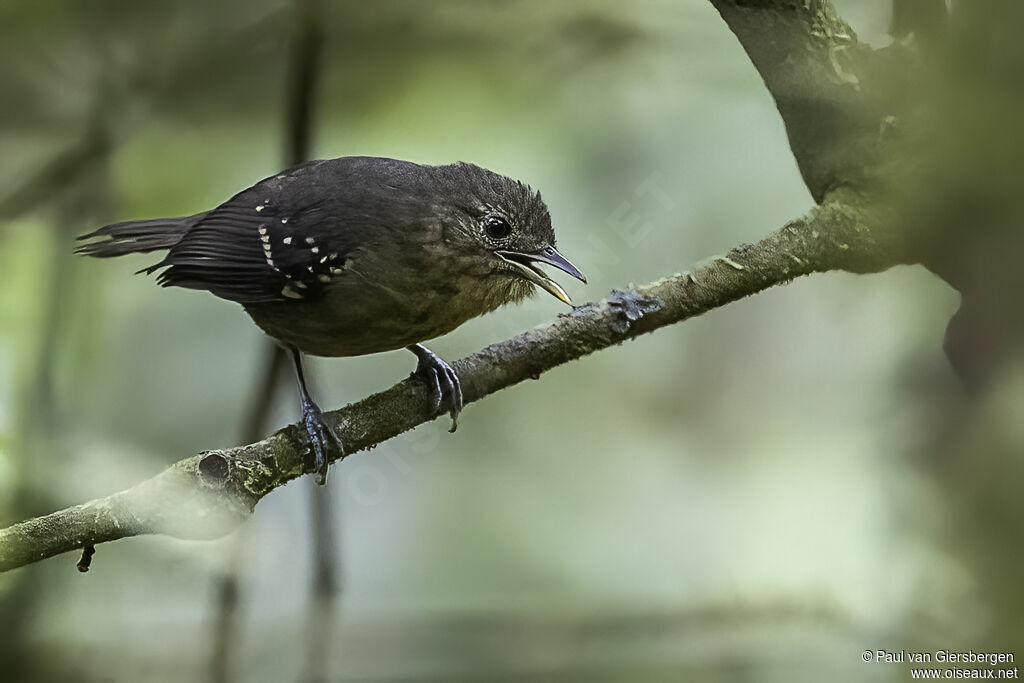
xmin=1 ymin=0 xmax=922 ymax=573
xmin=0 ymin=191 xmax=900 ymax=572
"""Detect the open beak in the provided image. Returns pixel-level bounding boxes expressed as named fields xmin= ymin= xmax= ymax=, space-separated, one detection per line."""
xmin=495 ymin=246 xmax=587 ymax=306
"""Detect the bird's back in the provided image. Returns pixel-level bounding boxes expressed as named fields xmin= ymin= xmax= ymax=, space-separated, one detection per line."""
xmin=78 ymin=155 xmax=542 ymax=356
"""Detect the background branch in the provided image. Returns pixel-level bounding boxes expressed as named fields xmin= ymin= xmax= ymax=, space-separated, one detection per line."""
xmin=0 ymin=192 xmax=899 ymax=572
xmin=209 ymin=1 xmax=328 ymax=680
xmin=710 ymin=0 xmax=886 ymax=203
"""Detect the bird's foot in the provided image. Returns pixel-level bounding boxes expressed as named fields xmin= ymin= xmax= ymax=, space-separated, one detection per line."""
xmin=408 ymin=344 xmax=463 ymax=432
xmin=300 ymin=398 xmax=343 ymax=484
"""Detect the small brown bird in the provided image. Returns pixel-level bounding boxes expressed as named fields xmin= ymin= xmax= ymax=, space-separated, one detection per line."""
xmin=77 ymin=156 xmax=585 ymax=482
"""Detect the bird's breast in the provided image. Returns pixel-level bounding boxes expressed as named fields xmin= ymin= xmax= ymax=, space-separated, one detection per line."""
xmin=243 ymin=272 xmax=504 ymax=357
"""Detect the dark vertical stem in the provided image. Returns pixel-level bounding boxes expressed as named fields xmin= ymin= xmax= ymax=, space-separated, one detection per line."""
xmin=207 ymin=346 xmax=288 ymax=683
xmin=207 ymin=0 xmax=332 ymax=681
xmin=280 ymin=4 xmax=342 ymax=679
xmin=240 ymin=344 xmax=290 ymax=442
xmin=283 ymin=0 xmax=324 ymax=167
xmin=304 ymin=480 xmax=339 ymax=682
xmin=207 ymin=533 xmax=243 ymax=683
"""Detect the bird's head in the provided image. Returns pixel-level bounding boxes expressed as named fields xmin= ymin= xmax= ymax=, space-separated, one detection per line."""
xmin=432 ymin=162 xmax=586 ymax=306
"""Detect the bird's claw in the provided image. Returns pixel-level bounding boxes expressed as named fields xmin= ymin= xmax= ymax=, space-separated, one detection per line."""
xmin=300 ymin=399 xmax=343 ymax=484
xmin=410 ymin=347 xmax=463 ymax=431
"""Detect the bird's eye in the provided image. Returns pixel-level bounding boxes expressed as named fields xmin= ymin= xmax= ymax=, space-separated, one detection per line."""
xmin=484 ymin=215 xmax=512 ymax=240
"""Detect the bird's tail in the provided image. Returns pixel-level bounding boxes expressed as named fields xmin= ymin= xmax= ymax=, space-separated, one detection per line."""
xmin=75 ymin=213 xmax=204 ymax=259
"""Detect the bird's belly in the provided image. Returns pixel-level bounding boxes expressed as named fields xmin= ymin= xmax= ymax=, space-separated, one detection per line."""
xmin=244 ymin=288 xmax=475 ymax=357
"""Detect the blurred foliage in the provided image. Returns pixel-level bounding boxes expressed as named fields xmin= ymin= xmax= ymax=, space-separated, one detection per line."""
xmin=0 ymin=1 xmax=1020 ymax=682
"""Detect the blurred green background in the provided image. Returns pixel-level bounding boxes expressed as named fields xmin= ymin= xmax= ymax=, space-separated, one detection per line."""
xmin=1 ymin=1 xmax=1020 ymax=681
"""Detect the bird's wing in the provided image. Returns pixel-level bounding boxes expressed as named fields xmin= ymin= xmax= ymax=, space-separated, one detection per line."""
xmin=152 ymin=164 xmax=354 ymax=304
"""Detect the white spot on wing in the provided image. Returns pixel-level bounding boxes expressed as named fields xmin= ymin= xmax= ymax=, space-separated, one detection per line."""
xmin=283 ymin=236 xmax=292 ymax=245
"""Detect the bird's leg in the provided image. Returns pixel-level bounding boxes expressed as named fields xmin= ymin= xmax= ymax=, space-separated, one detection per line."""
xmin=290 ymin=347 xmax=342 ymax=484
xmin=407 ymin=344 xmax=463 ymax=432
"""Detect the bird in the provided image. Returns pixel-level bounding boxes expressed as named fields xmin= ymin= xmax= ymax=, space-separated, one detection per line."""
xmin=76 ymin=156 xmax=586 ymax=483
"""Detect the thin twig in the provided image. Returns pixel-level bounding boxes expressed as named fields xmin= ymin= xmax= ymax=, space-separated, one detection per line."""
xmin=76 ymin=545 xmax=96 ymax=573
